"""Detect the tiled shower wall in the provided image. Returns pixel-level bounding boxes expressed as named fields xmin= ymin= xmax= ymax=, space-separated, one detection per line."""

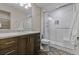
xmin=43 ymin=3 xmax=79 ymax=54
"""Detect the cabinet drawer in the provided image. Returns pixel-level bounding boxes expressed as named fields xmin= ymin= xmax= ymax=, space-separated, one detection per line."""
xmin=0 ymin=46 xmax=17 ymax=55
xmin=0 ymin=38 xmax=17 ymax=50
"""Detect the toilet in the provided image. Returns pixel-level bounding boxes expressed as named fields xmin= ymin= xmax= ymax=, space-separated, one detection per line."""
xmin=40 ymin=39 xmax=50 ymax=52
xmin=41 ymin=39 xmax=49 ymax=44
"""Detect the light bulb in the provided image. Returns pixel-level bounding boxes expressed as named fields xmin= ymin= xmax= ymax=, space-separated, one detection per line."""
xmin=25 ymin=5 xmax=28 ymax=9
xmin=20 ymin=3 xmax=24 ymax=7
xmin=28 ymin=3 xmax=31 ymax=7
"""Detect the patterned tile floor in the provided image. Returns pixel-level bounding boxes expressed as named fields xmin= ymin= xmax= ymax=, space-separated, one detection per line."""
xmin=39 ymin=47 xmax=73 ymax=55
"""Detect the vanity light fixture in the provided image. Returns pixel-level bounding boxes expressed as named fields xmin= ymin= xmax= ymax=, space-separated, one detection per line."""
xmin=28 ymin=3 xmax=31 ymax=7
xmin=19 ymin=3 xmax=24 ymax=7
xmin=19 ymin=3 xmax=31 ymax=9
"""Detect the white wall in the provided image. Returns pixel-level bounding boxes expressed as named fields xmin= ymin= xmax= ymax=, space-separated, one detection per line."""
xmin=0 ymin=4 xmax=27 ymax=30
xmin=76 ymin=4 xmax=79 ymax=37
xmin=32 ymin=4 xmax=41 ymax=31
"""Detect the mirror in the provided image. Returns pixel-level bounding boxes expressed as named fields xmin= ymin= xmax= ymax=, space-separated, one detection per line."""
xmin=0 ymin=3 xmax=32 ymax=31
xmin=0 ymin=10 xmax=10 ymax=29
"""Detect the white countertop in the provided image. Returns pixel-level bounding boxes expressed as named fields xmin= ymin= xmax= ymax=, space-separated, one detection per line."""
xmin=0 ymin=31 xmax=40 ymax=39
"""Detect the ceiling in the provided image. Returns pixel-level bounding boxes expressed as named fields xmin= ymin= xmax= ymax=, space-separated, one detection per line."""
xmin=36 ymin=3 xmax=69 ymax=12
xmin=1 ymin=3 xmax=70 ymax=16
xmin=2 ymin=3 xmax=32 ymax=15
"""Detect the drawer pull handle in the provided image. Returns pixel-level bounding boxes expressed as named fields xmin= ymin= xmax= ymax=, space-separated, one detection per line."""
xmin=5 ymin=50 xmax=15 ymax=55
xmin=5 ymin=41 xmax=15 ymax=45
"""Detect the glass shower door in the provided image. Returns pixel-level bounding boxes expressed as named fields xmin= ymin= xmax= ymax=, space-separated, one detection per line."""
xmin=44 ymin=4 xmax=76 ymax=49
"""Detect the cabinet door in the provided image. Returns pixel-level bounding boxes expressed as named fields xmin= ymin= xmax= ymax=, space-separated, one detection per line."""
xmin=0 ymin=38 xmax=17 ymax=50
xmin=26 ymin=35 xmax=34 ymax=55
xmin=17 ymin=34 xmax=40 ymax=55
xmin=18 ymin=36 xmax=28 ymax=55
xmin=34 ymin=33 xmax=40 ymax=55
xmin=0 ymin=46 xmax=17 ymax=55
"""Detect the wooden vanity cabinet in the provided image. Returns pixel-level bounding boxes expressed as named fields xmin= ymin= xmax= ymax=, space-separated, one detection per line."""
xmin=0 ymin=33 xmax=40 ymax=55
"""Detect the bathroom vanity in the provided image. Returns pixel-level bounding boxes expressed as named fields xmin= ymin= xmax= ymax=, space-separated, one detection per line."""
xmin=0 ymin=31 xmax=40 ymax=55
